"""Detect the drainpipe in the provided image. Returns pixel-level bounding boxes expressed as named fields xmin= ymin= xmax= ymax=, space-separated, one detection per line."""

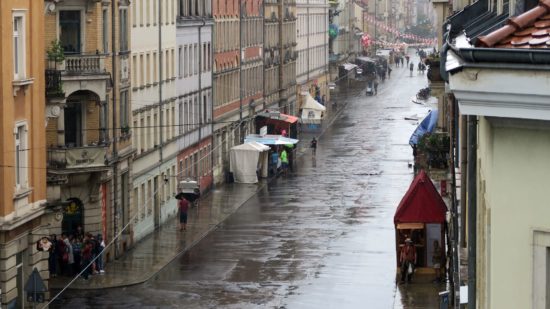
xmin=158 ymin=0 xmax=164 ymax=163
xmin=111 ymin=0 xmax=119 ymax=258
xmin=198 ymin=18 xmax=206 ymax=182
xmin=239 ymin=0 xmax=244 ymax=143
xmin=467 ymin=115 xmax=477 ymax=309
xmin=156 ymin=0 xmax=164 ymax=228
xmin=460 ymin=114 xmax=467 ymax=248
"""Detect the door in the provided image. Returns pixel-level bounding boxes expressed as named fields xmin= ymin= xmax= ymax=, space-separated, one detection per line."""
xmin=64 ymin=101 xmax=82 ymax=147
xmin=62 ymin=198 xmax=84 ymax=236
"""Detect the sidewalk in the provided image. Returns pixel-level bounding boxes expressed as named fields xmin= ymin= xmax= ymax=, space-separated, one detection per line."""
xmin=50 ymin=182 xmax=266 ymax=290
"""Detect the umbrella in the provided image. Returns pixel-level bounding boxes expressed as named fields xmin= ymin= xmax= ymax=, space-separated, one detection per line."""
xmin=175 ymin=191 xmax=200 ymax=202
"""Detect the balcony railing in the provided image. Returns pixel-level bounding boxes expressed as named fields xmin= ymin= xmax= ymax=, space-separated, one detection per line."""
xmin=48 ymin=146 xmax=108 ymax=170
xmin=65 ymin=54 xmax=106 ymax=75
xmin=45 ymin=69 xmax=64 ymax=98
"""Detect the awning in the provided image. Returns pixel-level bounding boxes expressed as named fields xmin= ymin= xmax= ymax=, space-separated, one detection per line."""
xmin=245 ymin=134 xmax=299 ymax=145
xmin=341 ymin=63 xmax=358 ymax=71
xmin=396 ymin=223 xmax=425 ymax=230
xmin=256 ymin=111 xmax=299 ymax=124
xmin=394 ymin=170 xmax=448 ymax=224
xmin=409 ymin=110 xmax=438 ymax=146
xmin=301 ymin=93 xmax=326 ymax=111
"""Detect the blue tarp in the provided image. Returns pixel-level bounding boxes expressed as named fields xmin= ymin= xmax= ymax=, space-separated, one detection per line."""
xmin=409 ymin=110 xmax=438 ymax=146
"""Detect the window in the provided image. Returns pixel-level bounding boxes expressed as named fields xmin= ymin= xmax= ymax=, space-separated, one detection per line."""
xmin=146 ymin=0 xmax=150 ymax=25
xmin=103 ymin=9 xmax=109 ymax=53
xmin=120 ymin=8 xmax=129 ymax=51
xmin=140 ymin=117 xmax=145 ymax=152
xmin=178 ymin=46 xmax=183 ymax=77
xmin=15 ymin=124 xmax=27 ymax=189
xmin=120 ymin=90 xmax=129 ymax=129
xmin=59 ymin=11 xmax=81 ymax=54
xmin=153 ymin=52 xmax=158 ymax=82
xmin=13 ymin=14 xmax=25 ymax=79
xmin=146 ymin=53 xmax=151 ymax=85
xmin=184 ymin=46 xmax=189 ymax=77
xmin=100 ymin=99 xmax=109 ymax=143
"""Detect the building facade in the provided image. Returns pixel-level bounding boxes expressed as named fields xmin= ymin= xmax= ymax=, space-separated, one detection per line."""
xmin=296 ymin=0 xmax=330 ymax=112
xmin=130 ymin=0 xmax=179 ymax=241
xmin=329 ymin=0 xmax=355 ymax=79
xmin=0 ymin=1 xmax=50 ymax=307
xmin=212 ymin=0 xmax=241 ymax=184
xmin=44 ymin=0 xmax=133 ymax=260
xmin=175 ymin=1 xmax=214 ymax=195
xmin=212 ymin=0 xmax=266 ymax=184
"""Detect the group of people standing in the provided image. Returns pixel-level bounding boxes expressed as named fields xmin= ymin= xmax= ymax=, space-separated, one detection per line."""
xmin=48 ymin=229 xmax=105 ymax=280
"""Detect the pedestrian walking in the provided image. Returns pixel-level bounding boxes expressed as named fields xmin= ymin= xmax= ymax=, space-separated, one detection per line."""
xmin=400 ymin=57 xmax=404 ymax=66
xmin=310 ymin=137 xmax=317 ymax=155
xmin=178 ymin=197 xmax=190 ymax=231
xmin=399 ymin=238 xmax=417 ymax=283
xmin=373 ymin=79 xmax=379 ymax=95
xmin=409 ymin=62 xmax=414 ymax=77
xmin=405 ymin=55 xmax=410 ymax=66
xmin=432 ymin=240 xmax=442 ymax=283
xmin=280 ymin=148 xmax=289 ymax=176
xmin=387 ymin=67 xmax=392 ymax=78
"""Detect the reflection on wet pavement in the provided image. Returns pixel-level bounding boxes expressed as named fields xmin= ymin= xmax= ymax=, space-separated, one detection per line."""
xmin=52 ymin=57 xmax=442 ymax=309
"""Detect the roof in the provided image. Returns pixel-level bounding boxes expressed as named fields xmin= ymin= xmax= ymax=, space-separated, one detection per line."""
xmin=256 ymin=111 xmax=299 ymax=124
xmin=244 ymin=134 xmax=299 ymax=145
xmin=477 ymin=0 xmax=550 ymax=48
xmin=231 ymin=142 xmax=270 ymax=152
xmin=301 ymin=93 xmax=326 ymax=111
xmin=394 ymin=170 xmax=448 ymax=224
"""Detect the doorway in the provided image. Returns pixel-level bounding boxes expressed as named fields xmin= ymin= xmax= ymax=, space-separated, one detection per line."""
xmin=64 ymin=101 xmax=83 ymax=147
xmin=62 ymin=198 xmax=84 ymax=236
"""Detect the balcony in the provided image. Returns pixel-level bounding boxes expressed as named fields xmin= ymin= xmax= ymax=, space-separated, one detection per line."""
xmin=65 ymin=54 xmax=106 ymax=75
xmin=48 ymin=146 xmax=109 ymax=172
xmin=45 ymin=69 xmax=65 ymax=99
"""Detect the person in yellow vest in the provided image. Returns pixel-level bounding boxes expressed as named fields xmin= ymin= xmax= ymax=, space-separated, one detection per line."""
xmin=280 ymin=148 xmax=289 ymax=176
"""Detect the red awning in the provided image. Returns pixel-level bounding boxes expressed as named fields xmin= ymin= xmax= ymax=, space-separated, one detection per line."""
xmin=394 ymin=170 xmax=447 ymax=224
xmin=257 ymin=111 xmax=299 ymax=124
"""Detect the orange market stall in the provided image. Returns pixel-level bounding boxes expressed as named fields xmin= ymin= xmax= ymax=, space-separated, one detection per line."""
xmin=394 ymin=170 xmax=447 ymax=281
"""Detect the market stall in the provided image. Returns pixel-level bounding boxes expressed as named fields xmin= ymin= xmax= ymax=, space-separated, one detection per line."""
xmin=300 ymin=93 xmax=326 ymax=132
xmin=229 ymin=142 xmax=270 ymax=183
xmin=255 ymin=110 xmax=299 ymax=139
xmin=394 ymin=170 xmax=447 ymax=278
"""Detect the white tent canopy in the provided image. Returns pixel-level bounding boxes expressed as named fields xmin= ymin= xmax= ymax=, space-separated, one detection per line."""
xmin=300 ymin=93 xmax=326 ymax=124
xmin=230 ymin=142 xmax=270 ymax=183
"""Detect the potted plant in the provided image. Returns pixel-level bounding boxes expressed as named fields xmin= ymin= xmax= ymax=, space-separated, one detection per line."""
xmin=120 ymin=125 xmax=131 ymax=136
xmin=47 ymin=40 xmax=65 ymax=70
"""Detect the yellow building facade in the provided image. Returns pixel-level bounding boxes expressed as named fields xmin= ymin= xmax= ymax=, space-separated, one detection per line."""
xmin=0 ymin=0 xmax=51 ymax=307
xmin=44 ymin=0 xmax=134 ymax=262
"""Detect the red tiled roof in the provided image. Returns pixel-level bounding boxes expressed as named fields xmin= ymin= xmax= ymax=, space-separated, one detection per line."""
xmin=477 ymin=0 xmax=550 ymax=48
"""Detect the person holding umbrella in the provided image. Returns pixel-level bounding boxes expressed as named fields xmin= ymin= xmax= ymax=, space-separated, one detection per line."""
xmin=177 ymin=195 xmax=190 ymax=231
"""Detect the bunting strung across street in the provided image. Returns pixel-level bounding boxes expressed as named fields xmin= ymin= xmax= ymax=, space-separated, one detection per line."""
xmin=362 ymin=14 xmax=437 ymax=45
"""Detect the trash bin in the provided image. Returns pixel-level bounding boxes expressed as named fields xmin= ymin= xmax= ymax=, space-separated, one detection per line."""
xmin=439 ymin=291 xmax=450 ymax=309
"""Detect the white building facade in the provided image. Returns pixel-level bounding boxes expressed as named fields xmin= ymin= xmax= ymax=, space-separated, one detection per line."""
xmin=130 ymin=0 xmax=179 ymax=241
xmin=296 ymin=0 xmax=330 ymax=111
xmin=175 ymin=3 xmax=214 ymax=197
